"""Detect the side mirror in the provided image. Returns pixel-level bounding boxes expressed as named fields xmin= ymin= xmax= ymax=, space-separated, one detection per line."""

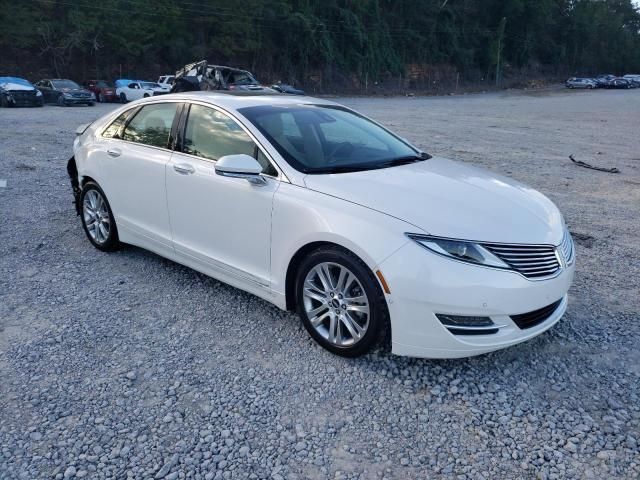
xmin=215 ymin=154 xmax=266 ymax=186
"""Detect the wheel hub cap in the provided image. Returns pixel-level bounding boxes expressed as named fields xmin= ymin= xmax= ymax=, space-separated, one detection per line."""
xmin=302 ymin=262 xmax=370 ymax=347
xmin=83 ymin=190 xmax=110 ymax=244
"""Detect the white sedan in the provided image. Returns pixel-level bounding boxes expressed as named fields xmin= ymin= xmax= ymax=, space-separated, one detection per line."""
xmin=115 ymin=81 xmax=170 ymax=103
xmin=67 ymin=93 xmax=575 ymax=358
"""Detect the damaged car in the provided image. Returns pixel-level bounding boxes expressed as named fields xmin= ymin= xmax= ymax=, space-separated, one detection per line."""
xmin=0 ymin=77 xmax=44 ymax=107
xmin=171 ymin=60 xmax=276 ymax=94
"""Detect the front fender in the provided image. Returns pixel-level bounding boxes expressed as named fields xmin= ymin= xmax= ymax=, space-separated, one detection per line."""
xmin=270 ymin=183 xmax=418 ymax=298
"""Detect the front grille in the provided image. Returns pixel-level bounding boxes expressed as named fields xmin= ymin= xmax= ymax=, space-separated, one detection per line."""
xmin=510 ymin=299 xmax=562 ymax=329
xmin=9 ymin=90 xmax=40 ymax=106
xmin=482 ymin=243 xmax=560 ymax=279
xmin=71 ymin=92 xmax=90 ymax=98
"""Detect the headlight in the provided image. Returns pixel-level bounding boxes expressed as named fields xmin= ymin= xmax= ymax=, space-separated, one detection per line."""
xmin=406 ymin=234 xmax=509 ymax=268
xmin=36 ymin=90 xmax=43 ymax=96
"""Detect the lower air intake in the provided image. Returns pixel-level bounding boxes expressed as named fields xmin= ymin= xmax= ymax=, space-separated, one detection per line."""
xmin=510 ymin=299 xmax=562 ymax=329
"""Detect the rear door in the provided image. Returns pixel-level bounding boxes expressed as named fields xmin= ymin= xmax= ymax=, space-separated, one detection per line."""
xmin=95 ymin=101 xmax=181 ymax=253
xmin=165 ymin=102 xmax=280 ymax=288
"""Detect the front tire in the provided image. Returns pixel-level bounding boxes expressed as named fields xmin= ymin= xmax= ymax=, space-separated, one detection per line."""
xmin=98 ymin=93 xmax=104 ymax=102
xmin=80 ymin=182 xmax=119 ymax=251
xmin=120 ymin=92 xmax=127 ymax=103
xmin=295 ymin=247 xmax=389 ymax=357
xmin=57 ymin=95 xmax=67 ymax=107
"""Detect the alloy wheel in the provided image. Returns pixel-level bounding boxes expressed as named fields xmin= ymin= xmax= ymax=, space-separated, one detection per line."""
xmin=302 ymin=262 xmax=370 ymax=347
xmin=83 ymin=189 xmax=111 ymax=244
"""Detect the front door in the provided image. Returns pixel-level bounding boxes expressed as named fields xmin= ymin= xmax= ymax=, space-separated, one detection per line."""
xmin=166 ymin=103 xmax=279 ymax=288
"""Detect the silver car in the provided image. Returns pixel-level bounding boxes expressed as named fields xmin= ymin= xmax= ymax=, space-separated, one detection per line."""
xmin=565 ymin=78 xmax=596 ymax=89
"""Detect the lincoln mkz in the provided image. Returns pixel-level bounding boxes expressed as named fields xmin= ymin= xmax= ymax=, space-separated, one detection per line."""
xmin=67 ymin=93 xmax=575 ymax=358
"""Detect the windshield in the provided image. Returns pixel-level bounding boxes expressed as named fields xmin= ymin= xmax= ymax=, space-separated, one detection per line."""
xmin=53 ymin=80 xmax=80 ymax=89
xmin=96 ymin=80 xmax=112 ymax=88
xmin=238 ymin=105 xmax=423 ymax=173
xmin=0 ymin=77 xmax=33 ymax=88
xmin=227 ymin=70 xmax=258 ymax=85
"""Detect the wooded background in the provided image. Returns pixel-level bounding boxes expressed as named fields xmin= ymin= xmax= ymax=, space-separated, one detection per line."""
xmin=2 ymin=0 xmax=640 ymax=92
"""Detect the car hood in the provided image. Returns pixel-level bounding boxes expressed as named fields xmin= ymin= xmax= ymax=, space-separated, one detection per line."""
xmin=303 ymin=157 xmax=564 ymax=245
xmin=1 ymin=83 xmax=35 ymax=91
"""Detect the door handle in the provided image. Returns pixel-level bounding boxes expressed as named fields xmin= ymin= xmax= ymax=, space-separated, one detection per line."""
xmin=106 ymin=148 xmax=121 ymax=158
xmin=173 ymin=163 xmax=195 ymax=175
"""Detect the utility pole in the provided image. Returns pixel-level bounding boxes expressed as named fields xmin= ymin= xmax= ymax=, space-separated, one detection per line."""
xmin=496 ymin=17 xmax=507 ymax=87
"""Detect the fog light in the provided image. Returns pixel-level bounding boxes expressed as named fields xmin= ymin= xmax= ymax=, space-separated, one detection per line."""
xmin=436 ymin=314 xmax=499 ymax=335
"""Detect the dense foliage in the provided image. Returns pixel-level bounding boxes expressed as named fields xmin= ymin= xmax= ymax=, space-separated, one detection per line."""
xmin=1 ymin=0 xmax=639 ymax=90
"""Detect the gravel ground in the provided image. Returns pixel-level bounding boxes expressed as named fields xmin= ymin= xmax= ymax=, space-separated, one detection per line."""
xmin=1 ymin=87 xmax=639 ymax=479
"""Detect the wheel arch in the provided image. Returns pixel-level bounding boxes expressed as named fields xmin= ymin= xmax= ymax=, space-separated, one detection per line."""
xmin=284 ymin=240 xmax=380 ymax=312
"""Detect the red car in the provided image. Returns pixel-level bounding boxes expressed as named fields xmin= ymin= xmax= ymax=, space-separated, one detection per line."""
xmin=84 ymin=80 xmax=117 ymax=102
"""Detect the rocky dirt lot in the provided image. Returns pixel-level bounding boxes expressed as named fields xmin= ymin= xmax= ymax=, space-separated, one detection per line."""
xmin=1 ymin=88 xmax=639 ymax=480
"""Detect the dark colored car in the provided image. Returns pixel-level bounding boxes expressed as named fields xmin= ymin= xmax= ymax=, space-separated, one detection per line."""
xmin=0 ymin=77 xmax=44 ymax=107
xmin=34 ymin=79 xmax=95 ymax=106
xmin=84 ymin=79 xmax=117 ymax=102
xmin=593 ymin=74 xmax=616 ymax=88
xmin=605 ymin=78 xmax=632 ymax=89
xmin=271 ymin=83 xmax=306 ymax=95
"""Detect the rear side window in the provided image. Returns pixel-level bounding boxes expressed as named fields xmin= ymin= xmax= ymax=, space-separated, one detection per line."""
xmin=122 ymin=103 xmax=178 ymax=148
xmin=102 ymin=111 xmax=130 ymax=139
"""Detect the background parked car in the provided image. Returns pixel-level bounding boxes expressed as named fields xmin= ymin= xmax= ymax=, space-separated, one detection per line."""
xmin=115 ymin=79 xmax=170 ymax=103
xmin=271 ymin=82 xmax=305 ymax=95
xmin=34 ymin=79 xmax=95 ymax=106
xmin=171 ymin=60 xmax=276 ymax=93
xmin=157 ymin=75 xmax=175 ymax=88
xmin=84 ymin=79 xmax=117 ymax=102
xmin=605 ymin=77 xmax=632 ymax=89
xmin=622 ymin=74 xmax=640 ymax=87
xmin=565 ymin=77 xmax=596 ymax=89
xmin=593 ymin=74 xmax=616 ymax=87
xmin=0 ymin=77 xmax=44 ymax=107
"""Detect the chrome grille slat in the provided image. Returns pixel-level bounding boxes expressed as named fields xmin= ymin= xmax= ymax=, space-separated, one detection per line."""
xmin=482 ymin=242 xmax=561 ymax=279
xmin=504 ymin=259 xmax=558 ymax=267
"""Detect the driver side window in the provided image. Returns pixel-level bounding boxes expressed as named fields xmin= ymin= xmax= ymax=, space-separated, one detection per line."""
xmin=183 ymin=104 xmax=277 ymax=176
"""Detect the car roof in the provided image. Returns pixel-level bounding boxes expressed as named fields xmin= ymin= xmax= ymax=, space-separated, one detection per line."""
xmin=148 ymin=91 xmax=339 ymax=111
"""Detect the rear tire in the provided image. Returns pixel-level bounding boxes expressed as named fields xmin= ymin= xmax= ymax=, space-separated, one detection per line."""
xmin=295 ymin=247 xmax=389 ymax=357
xmin=80 ymin=182 xmax=120 ymax=252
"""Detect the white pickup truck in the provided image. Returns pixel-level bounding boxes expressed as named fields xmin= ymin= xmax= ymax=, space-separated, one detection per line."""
xmin=115 ymin=80 xmax=170 ymax=103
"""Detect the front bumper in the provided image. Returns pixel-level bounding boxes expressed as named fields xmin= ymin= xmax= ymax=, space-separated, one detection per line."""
xmin=6 ymin=92 xmax=43 ymax=107
xmin=62 ymin=96 xmax=93 ymax=104
xmin=378 ymin=241 xmax=575 ymax=359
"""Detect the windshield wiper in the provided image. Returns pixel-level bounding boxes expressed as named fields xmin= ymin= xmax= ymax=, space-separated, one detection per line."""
xmin=308 ymin=153 xmax=430 ymax=174
xmin=308 ymin=165 xmax=373 ymax=174
xmin=375 ymin=154 xmax=428 ymax=168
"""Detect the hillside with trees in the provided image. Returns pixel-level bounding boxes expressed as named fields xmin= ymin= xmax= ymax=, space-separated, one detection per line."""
xmin=1 ymin=0 xmax=640 ymax=92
